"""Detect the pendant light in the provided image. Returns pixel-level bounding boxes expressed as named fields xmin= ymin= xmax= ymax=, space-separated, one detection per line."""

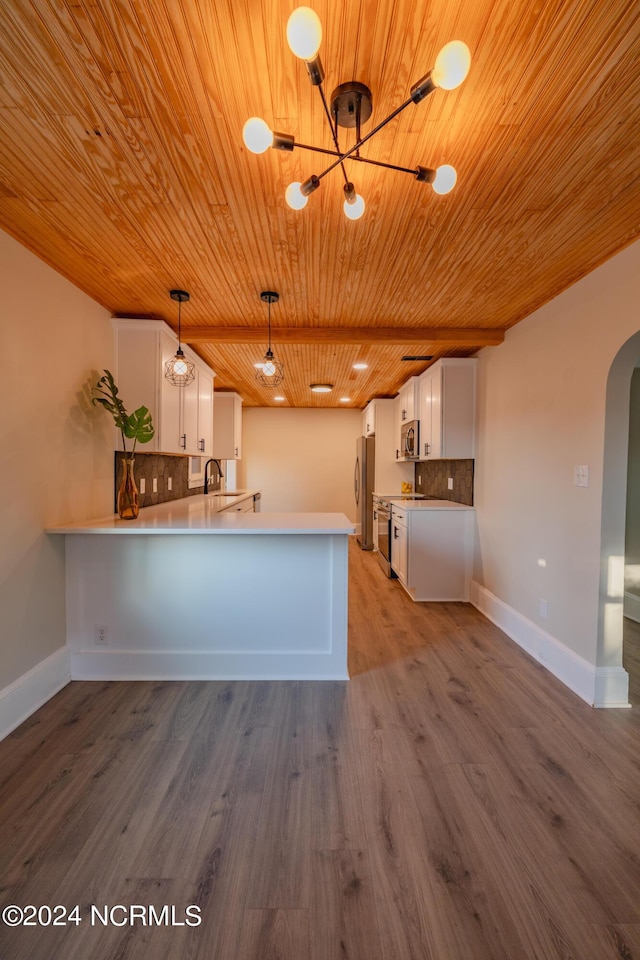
xmin=256 ymin=291 xmax=285 ymax=387
xmin=165 ymin=289 xmax=195 ymax=387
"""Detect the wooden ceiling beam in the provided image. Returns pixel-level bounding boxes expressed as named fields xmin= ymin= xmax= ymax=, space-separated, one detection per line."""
xmin=180 ymin=326 xmax=505 ymax=346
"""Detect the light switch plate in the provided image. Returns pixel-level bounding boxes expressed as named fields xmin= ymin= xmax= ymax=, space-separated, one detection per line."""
xmin=139 ymin=478 xmax=146 ymax=494
xmin=447 ymin=477 xmax=454 ymax=490
xmin=574 ymin=465 xmax=589 ymax=487
xmin=153 ymin=477 xmax=158 ymax=493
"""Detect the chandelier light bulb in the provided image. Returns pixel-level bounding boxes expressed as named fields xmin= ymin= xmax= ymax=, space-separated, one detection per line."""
xmin=285 ymin=182 xmax=309 ymax=210
xmin=287 ymin=6 xmax=322 ymax=60
xmin=432 ymin=164 xmax=457 ymax=194
xmin=242 ymin=117 xmax=273 ymax=154
xmin=432 ymin=41 xmax=471 ymax=90
xmin=173 ymin=357 xmax=188 ymax=376
xmin=343 ymin=193 xmax=365 ymax=220
xmin=263 ymin=359 xmax=276 ymax=377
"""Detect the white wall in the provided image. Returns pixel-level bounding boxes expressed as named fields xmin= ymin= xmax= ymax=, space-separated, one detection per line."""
xmin=0 ymin=230 xmax=114 ymax=690
xmin=239 ymin=408 xmax=362 ymax=518
xmin=474 ymin=238 xmax=640 ymax=669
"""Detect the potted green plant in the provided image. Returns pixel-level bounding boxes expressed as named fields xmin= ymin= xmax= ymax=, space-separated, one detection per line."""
xmin=93 ymin=369 xmax=155 ymax=519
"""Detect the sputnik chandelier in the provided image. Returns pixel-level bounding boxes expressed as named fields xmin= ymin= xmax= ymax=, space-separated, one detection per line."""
xmin=242 ymin=6 xmax=471 ymax=220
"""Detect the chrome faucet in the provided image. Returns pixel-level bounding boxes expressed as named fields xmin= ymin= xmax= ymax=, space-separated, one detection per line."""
xmin=204 ymin=458 xmax=224 ymax=494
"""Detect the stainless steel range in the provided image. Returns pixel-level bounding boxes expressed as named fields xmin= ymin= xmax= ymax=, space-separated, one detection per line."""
xmin=375 ymin=496 xmax=395 ymax=577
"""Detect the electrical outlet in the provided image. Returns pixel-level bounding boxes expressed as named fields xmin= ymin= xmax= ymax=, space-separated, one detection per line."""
xmin=167 ymin=477 xmax=172 ymax=491
xmin=417 ymin=475 xmax=422 ymax=486
xmin=140 ymin=478 xmax=146 ymax=494
xmin=447 ymin=477 xmax=454 ymax=490
xmin=95 ymin=624 xmax=108 ymax=646
xmin=153 ymin=477 xmax=158 ymax=493
xmin=539 ymin=598 xmax=548 ymax=619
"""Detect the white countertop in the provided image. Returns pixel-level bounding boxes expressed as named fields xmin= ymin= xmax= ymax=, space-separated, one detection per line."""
xmin=47 ymin=493 xmax=355 ymax=535
xmin=390 ymin=499 xmax=474 ymax=511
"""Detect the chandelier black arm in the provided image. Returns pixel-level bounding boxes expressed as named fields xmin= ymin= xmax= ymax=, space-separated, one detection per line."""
xmin=312 ymin=93 xmax=416 ymax=183
xmin=317 ymin=85 xmax=350 ymax=187
xmin=292 ymin=140 xmax=429 ymax=178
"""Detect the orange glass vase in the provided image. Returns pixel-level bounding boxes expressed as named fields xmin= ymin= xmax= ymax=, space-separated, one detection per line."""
xmin=118 ymin=457 xmax=139 ymax=520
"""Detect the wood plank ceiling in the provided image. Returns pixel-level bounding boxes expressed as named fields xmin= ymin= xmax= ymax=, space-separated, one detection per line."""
xmin=0 ymin=0 xmax=639 ymax=407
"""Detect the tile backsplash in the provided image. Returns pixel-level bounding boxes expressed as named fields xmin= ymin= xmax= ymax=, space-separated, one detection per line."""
xmin=414 ymin=459 xmax=474 ymax=505
xmin=114 ymin=452 xmax=204 ymax=511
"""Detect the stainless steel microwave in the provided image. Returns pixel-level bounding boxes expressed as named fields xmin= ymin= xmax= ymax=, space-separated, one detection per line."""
xmin=400 ymin=419 xmax=419 ymax=459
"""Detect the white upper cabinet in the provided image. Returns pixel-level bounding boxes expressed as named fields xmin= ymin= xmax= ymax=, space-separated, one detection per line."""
xmin=363 ymin=400 xmax=377 ymax=437
xmin=397 ymin=376 xmax=419 ymax=423
xmin=197 ymin=371 xmax=214 ymax=455
xmin=211 ymin=392 xmax=243 ymax=460
xmin=417 ymin=358 xmax=477 ymax=460
xmin=112 ymin=319 xmax=215 ymax=456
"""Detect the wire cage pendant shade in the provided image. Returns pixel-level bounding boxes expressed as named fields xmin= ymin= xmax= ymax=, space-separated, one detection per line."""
xmin=256 ymin=291 xmax=285 ymax=387
xmin=165 ymin=289 xmax=196 ymax=387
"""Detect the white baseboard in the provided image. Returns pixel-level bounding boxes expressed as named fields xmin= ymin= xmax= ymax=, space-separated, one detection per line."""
xmin=0 ymin=647 xmax=71 ymax=741
xmin=470 ymin=580 xmax=630 ymax=708
xmin=624 ymin=591 xmax=640 ymax=623
xmin=70 ymin=650 xmax=349 ymax=682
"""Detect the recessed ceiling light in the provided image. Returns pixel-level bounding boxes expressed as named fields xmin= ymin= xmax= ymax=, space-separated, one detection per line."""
xmin=310 ymin=383 xmax=333 ymax=393
xmin=274 ymin=396 xmax=285 ymax=401
xmin=340 ymin=397 xmax=351 ymax=402
xmin=353 ymin=362 xmax=368 ymax=370
xmin=254 ymin=362 xmax=265 ymax=369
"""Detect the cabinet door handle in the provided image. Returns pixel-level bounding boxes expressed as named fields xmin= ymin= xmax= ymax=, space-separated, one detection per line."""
xmin=198 ymin=439 xmax=205 ymax=452
xmin=235 ymin=447 xmax=239 ymax=457
xmin=424 ymin=442 xmax=430 ymax=456
xmin=180 ymin=434 xmax=187 ymax=450
xmin=396 ymin=449 xmax=399 ymax=460
xmin=402 ymin=409 xmax=406 ymax=420
xmin=393 ymin=526 xmax=399 ymax=539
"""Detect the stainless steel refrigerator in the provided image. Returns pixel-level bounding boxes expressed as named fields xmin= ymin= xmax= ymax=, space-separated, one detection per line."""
xmin=355 ymin=436 xmax=375 ymax=549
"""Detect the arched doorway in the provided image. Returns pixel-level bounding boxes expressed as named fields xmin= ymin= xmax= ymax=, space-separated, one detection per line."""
xmin=597 ymin=330 xmax=640 ymax=706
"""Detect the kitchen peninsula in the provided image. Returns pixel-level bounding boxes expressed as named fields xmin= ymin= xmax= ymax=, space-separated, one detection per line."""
xmin=48 ymin=494 xmax=354 ymax=681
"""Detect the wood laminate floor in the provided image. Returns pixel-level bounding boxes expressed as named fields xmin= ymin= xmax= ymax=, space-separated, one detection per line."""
xmin=2 ymin=542 xmax=640 ymax=959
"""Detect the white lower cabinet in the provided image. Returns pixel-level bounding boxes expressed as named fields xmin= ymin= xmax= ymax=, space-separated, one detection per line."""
xmin=219 ymin=497 xmax=254 ymax=513
xmin=391 ymin=507 xmax=408 ymax=584
xmin=391 ymin=504 xmax=473 ymax=601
